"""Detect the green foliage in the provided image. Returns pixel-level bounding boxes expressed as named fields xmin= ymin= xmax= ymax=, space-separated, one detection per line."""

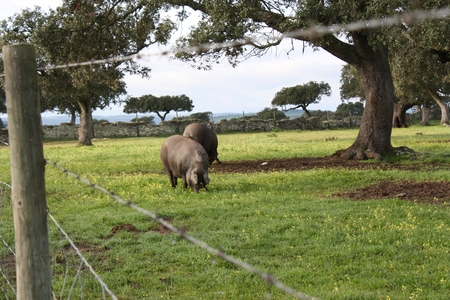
xmin=304 ymin=109 xmax=333 ymax=121
xmin=92 ymin=119 xmax=109 ymax=125
xmin=189 ymin=111 xmax=211 ymax=122
xmin=165 ymin=0 xmax=449 ymax=156
xmin=271 ymin=81 xmax=331 ymax=117
xmin=0 ymin=1 xmax=177 ymax=145
xmin=124 ymin=94 xmax=194 ymax=121
xmin=340 ymin=64 xmax=365 ymax=101
xmin=130 ymin=116 xmax=155 ymax=124
xmin=178 ymin=111 xmax=212 ymax=122
xmin=255 ymin=107 xmax=287 ymax=120
xmin=1 ymin=126 xmax=450 ymax=298
xmin=332 ymin=102 xmax=365 ymax=120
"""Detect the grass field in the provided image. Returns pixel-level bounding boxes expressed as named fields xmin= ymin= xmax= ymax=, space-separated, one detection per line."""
xmin=1 ymin=125 xmax=450 ymax=299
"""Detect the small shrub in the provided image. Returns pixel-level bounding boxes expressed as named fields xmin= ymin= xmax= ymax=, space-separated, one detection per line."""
xmin=272 ymin=126 xmax=282 ymax=132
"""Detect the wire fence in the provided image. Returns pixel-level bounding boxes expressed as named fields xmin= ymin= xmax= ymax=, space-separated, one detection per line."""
xmin=1 ymin=6 xmax=449 ymax=299
xmin=0 ymin=182 xmax=15 ymax=299
xmin=0 ymin=181 xmax=118 ymax=300
xmin=44 ymin=160 xmax=319 ymax=300
xmin=1 ymin=159 xmax=319 ymax=300
xmin=0 ymin=7 xmax=449 ymax=77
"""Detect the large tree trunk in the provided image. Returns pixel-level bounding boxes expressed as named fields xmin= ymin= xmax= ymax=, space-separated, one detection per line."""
xmin=340 ymin=47 xmax=394 ymax=159
xmin=69 ymin=110 xmax=77 ymax=125
xmin=420 ymin=105 xmax=430 ymax=126
xmin=428 ymin=90 xmax=449 ymax=125
xmin=77 ymin=101 xmax=93 ymax=146
xmin=318 ymin=33 xmax=395 ymax=160
xmin=393 ymin=103 xmax=413 ymax=128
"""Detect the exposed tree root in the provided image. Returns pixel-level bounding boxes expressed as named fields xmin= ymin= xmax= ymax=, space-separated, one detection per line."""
xmin=334 ymin=148 xmax=383 ymax=160
xmin=393 ymin=146 xmax=416 ymax=157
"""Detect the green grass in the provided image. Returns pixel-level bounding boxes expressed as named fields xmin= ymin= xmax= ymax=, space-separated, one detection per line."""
xmin=1 ymin=125 xmax=450 ymax=299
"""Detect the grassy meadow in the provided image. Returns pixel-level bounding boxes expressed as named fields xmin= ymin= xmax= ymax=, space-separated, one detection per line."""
xmin=1 ymin=125 xmax=450 ymax=299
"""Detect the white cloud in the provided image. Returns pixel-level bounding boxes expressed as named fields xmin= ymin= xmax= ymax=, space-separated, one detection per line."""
xmin=2 ymin=1 xmax=346 ymax=117
xmin=125 ymin=45 xmax=344 ymax=115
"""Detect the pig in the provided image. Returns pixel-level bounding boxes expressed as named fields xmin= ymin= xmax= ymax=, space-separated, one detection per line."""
xmin=160 ymin=135 xmax=210 ymax=193
xmin=183 ymin=123 xmax=221 ymax=165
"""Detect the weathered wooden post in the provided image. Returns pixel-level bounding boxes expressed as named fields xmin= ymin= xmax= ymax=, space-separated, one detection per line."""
xmin=3 ymin=44 xmax=52 ymax=299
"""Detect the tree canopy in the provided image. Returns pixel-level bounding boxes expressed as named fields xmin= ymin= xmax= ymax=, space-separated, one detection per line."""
xmin=2 ymin=0 xmax=449 ymax=157
xmin=340 ymin=65 xmax=365 ymax=102
xmin=123 ymin=94 xmax=194 ymax=121
xmin=256 ymin=107 xmax=287 ymax=120
xmin=189 ymin=112 xmax=212 ymax=122
xmin=333 ymin=102 xmax=364 ymax=120
xmin=271 ymin=81 xmax=331 ymax=118
xmin=389 ymin=21 xmax=450 ymax=126
xmin=0 ymin=1 xmax=177 ymax=145
xmin=152 ymin=0 xmax=450 ymax=159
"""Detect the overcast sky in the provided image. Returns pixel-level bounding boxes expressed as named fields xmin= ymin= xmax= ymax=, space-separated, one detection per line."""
xmin=2 ymin=0 xmax=345 ymax=117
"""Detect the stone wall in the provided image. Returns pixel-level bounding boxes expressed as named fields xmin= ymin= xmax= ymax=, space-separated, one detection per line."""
xmin=40 ymin=117 xmax=360 ymax=140
xmin=1 ymin=117 xmax=361 ymax=141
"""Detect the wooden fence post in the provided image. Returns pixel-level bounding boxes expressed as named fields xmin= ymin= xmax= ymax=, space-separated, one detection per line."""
xmin=3 ymin=44 xmax=52 ymax=299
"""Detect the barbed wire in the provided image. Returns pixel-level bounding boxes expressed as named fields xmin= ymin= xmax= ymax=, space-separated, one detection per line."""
xmin=0 ymin=181 xmax=116 ymax=299
xmin=47 ymin=212 xmax=118 ymax=300
xmin=0 ymin=182 xmax=16 ymax=299
xmin=0 ymin=7 xmax=448 ymax=78
xmin=44 ymin=159 xmax=320 ymax=300
xmin=283 ymin=7 xmax=450 ymax=39
xmin=0 ymin=182 xmax=14 ymax=257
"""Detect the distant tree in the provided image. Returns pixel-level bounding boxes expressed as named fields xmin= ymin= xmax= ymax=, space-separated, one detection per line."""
xmin=272 ymin=81 xmax=331 ymax=118
xmin=124 ymin=94 xmax=194 ymax=122
xmin=333 ymin=102 xmax=364 ymax=120
xmin=131 ymin=116 xmax=155 ymax=124
xmin=340 ymin=64 xmax=365 ymax=102
xmin=307 ymin=110 xmax=333 ymax=121
xmin=256 ymin=107 xmax=287 ymax=120
xmin=0 ymin=2 xmax=176 ymax=146
xmin=92 ymin=119 xmax=110 ymax=125
xmin=189 ymin=112 xmax=211 ymax=122
xmin=340 ymin=63 xmax=418 ymax=128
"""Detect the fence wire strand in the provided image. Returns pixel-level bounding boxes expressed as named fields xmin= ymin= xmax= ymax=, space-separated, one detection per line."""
xmin=45 ymin=159 xmax=320 ymax=300
xmin=0 ymin=7 xmax=448 ymax=78
xmin=0 ymin=182 xmax=16 ymax=299
xmin=1 ymin=7 xmax=449 ymax=299
xmin=47 ymin=212 xmax=118 ymax=300
xmin=0 ymin=181 xmax=117 ymax=299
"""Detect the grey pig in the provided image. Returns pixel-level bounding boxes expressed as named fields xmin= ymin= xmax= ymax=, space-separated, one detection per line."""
xmin=183 ymin=122 xmax=221 ymax=165
xmin=160 ymin=135 xmax=210 ymax=193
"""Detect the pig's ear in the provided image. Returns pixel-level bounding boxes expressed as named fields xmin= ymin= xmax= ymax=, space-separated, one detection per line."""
xmin=191 ymin=172 xmax=198 ymax=184
xmin=195 ymin=150 xmax=203 ymax=163
xmin=203 ymin=173 xmax=210 ymax=184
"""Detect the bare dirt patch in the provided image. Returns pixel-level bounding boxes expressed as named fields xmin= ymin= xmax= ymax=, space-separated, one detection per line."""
xmin=209 ymin=156 xmax=450 ymax=205
xmin=111 ymin=222 xmax=172 ymax=235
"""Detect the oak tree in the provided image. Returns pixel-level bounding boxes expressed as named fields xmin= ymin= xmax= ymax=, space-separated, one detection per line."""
xmin=256 ymin=107 xmax=287 ymax=120
xmin=0 ymin=1 xmax=176 ymax=145
xmin=153 ymin=0 xmax=449 ymax=159
xmin=271 ymin=81 xmax=331 ymax=118
xmin=333 ymin=102 xmax=364 ymax=121
xmin=124 ymin=94 xmax=194 ymax=122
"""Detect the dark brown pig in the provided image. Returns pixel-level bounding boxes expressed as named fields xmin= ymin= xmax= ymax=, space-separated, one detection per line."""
xmin=160 ymin=135 xmax=210 ymax=192
xmin=183 ymin=123 xmax=221 ymax=165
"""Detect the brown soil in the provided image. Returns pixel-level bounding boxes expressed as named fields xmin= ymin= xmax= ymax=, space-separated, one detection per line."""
xmin=209 ymin=156 xmax=450 ymax=205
